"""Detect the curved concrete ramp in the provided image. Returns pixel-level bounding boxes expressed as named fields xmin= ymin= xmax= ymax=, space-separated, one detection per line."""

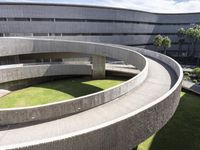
xmin=0 ymin=38 xmax=182 ymax=150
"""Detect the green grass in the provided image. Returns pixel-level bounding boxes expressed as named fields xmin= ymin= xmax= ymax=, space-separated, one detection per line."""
xmin=0 ymin=77 xmax=127 ymax=108
xmin=138 ymin=91 xmax=200 ymax=150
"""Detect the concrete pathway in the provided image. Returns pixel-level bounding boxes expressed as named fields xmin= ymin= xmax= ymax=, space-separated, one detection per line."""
xmin=0 ymin=90 xmax=10 ymax=97
xmin=0 ymin=57 xmax=177 ymax=148
xmin=182 ymin=80 xmax=200 ymax=95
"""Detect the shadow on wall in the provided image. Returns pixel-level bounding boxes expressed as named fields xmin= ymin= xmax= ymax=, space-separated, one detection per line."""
xmin=138 ymin=92 xmax=200 ymax=150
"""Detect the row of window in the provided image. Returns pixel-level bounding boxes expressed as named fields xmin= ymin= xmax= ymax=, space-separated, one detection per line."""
xmin=128 ymin=42 xmax=190 ymax=47
xmin=0 ymin=32 xmax=178 ymax=37
xmin=0 ymin=17 xmax=197 ymax=26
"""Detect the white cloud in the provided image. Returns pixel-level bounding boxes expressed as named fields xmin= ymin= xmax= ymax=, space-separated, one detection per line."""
xmin=1 ymin=0 xmax=200 ymax=13
xmin=98 ymin=0 xmax=200 ymax=13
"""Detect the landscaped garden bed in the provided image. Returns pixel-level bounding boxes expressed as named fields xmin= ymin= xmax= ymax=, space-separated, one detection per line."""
xmin=183 ymin=67 xmax=200 ymax=84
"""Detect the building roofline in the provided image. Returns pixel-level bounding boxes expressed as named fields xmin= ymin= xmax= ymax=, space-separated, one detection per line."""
xmin=0 ymin=2 xmax=200 ymax=15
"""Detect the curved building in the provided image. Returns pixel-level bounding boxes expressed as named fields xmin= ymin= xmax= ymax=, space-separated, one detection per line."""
xmin=0 ymin=3 xmax=185 ymax=150
xmin=0 ymin=2 xmax=200 ymax=59
xmin=0 ymin=38 xmax=183 ymax=150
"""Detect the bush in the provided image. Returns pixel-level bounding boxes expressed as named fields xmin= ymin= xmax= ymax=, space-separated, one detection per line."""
xmin=193 ymin=68 xmax=200 ymax=78
xmin=184 ymin=72 xmax=191 ymax=76
xmin=193 ymin=79 xmax=198 ymax=83
xmin=184 ymin=76 xmax=190 ymax=81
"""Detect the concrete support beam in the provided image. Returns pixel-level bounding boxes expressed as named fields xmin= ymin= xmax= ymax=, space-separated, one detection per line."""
xmin=92 ymin=55 xmax=106 ymax=79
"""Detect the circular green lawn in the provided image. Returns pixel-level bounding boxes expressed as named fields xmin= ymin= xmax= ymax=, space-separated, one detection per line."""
xmin=0 ymin=77 xmax=127 ymax=108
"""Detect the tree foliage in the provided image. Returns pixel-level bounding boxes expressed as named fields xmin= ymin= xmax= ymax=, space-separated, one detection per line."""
xmin=178 ymin=28 xmax=186 ymax=37
xmin=153 ymin=34 xmax=163 ymax=48
xmin=153 ymin=35 xmax=171 ymax=54
xmin=162 ymin=36 xmax=171 ymax=54
xmin=194 ymin=67 xmax=200 ymax=78
xmin=178 ymin=25 xmax=200 ymax=57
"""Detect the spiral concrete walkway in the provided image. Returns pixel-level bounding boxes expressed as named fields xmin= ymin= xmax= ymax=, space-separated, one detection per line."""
xmin=0 ymin=57 xmax=177 ymax=149
xmin=0 ymin=38 xmax=182 ymax=150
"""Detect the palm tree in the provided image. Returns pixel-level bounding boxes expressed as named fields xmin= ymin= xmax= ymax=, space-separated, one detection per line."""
xmin=186 ymin=27 xmax=194 ymax=57
xmin=177 ymin=28 xmax=186 ymax=57
xmin=191 ymin=25 xmax=200 ymax=57
xmin=153 ymin=34 xmax=163 ymax=52
xmin=186 ymin=25 xmax=200 ymax=57
xmin=162 ymin=36 xmax=171 ymax=55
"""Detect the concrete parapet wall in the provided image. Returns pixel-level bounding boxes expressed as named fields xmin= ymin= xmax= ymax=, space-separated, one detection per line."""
xmin=0 ymin=38 xmax=148 ymax=125
xmin=0 ymin=63 xmax=92 ymax=84
xmin=1 ymin=44 xmax=183 ymax=150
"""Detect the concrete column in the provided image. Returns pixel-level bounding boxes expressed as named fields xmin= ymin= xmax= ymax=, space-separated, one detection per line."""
xmin=92 ymin=55 xmax=106 ymax=79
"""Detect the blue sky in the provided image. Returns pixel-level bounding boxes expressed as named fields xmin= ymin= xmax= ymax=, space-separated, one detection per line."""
xmin=0 ymin=0 xmax=200 ymax=13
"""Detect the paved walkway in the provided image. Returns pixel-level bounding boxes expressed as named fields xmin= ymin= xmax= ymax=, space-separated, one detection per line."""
xmin=182 ymin=80 xmax=200 ymax=95
xmin=106 ymin=64 xmax=140 ymax=75
xmin=0 ymin=90 xmax=10 ymax=97
xmin=0 ymin=57 xmax=177 ymax=148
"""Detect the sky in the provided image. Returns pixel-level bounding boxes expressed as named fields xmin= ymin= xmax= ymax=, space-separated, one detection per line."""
xmin=0 ymin=0 xmax=200 ymax=13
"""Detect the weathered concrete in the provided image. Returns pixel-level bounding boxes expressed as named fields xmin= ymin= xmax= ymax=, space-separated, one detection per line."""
xmin=0 ymin=3 xmax=199 ymax=57
xmin=0 ymin=63 xmax=92 ymax=84
xmin=182 ymin=80 xmax=200 ymax=95
xmin=0 ymin=38 xmax=183 ymax=150
xmin=0 ymin=38 xmax=148 ymax=125
xmin=0 ymin=55 xmax=182 ymax=150
xmin=92 ymin=55 xmax=106 ymax=79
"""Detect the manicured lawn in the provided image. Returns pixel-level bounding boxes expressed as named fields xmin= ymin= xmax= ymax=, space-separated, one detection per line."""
xmin=138 ymin=91 xmax=200 ymax=150
xmin=0 ymin=77 xmax=127 ymax=108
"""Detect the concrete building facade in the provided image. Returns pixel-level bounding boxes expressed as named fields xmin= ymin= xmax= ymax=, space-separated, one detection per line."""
xmin=0 ymin=3 xmax=185 ymax=150
xmin=0 ymin=2 xmax=200 ymax=60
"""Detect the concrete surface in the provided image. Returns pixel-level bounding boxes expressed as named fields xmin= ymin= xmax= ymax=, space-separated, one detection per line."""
xmin=92 ymin=55 xmax=106 ymax=79
xmin=0 ymin=38 xmax=148 ymax=125
xmin=0 ymin=3 xmax=199 ymax=57
xmin=182 ymin=80 xmax=200 ymax=95
xmin=0 ymin=56 xmax=180 ymax=150
xmin=0 ymin=38 xmax=183 ymax=150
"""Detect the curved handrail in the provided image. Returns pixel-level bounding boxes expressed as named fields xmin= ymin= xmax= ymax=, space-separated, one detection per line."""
xmin=0 ymin=43 xmax=183 ymax=150
xmin=0 ymin=38 xmax=148 ymax=125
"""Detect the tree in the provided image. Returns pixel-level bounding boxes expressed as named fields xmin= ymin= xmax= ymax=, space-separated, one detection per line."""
xmin=153 ymin=34 xmax=163 ymax=51
xmin=162 ymin=36 xmax=171 ymax=55
xmin=191 ymin=27 xmax=200 ymax=57
xmin=177 ymin=28 xmax=186 ymax=57
xmin=185 ymin=25 xmax=200 ymax=57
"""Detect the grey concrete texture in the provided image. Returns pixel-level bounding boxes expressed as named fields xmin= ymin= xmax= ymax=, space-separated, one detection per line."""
xmin=0 ymin=4 xmax=186 ymax=149
xmin=182 ymin=80 xmax=200 ymax=95
xmin=0 ymin=54 xmax=182 ymax=150
xmin=92 ymin=55 xmax=106 ymax=79
xmin=0 ymin=4 xmax=200 ymax=56
xmin=0 ymin=38 xmax=148 ymax=125
xmin=0 ymin=22 xmax=189 ymax=34
xmin=0 ymin=4 xmax=199 ymax=23
xmin=0 ymin=63 xmax=92 ymax=84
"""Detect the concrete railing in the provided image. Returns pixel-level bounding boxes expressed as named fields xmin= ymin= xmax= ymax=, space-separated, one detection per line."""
xmin=0 ymin=63 xmax=92 ymax=84
xmin=0 ymin=38 xmax=148 ymax=125
xmin=0 ymin=40 xmax=183 ymax=150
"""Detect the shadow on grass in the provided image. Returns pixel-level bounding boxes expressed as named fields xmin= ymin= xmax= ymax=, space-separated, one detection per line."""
xmin=32 ymin=77 xmax=104 ymax=98
xmin=143 ymin=92 xmax=200 ymax=150
xmin=31 ymin=76 xmax=128 ymax=98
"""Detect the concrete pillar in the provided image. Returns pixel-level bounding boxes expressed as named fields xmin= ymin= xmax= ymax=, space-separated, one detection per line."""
xmin=92 ymin=55 xmax=106 ymax=79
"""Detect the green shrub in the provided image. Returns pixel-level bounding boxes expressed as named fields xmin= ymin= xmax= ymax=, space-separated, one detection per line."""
xmin=193 ymin=68 xmax=200 ymax=78
xmin=184 ymin=76 xmax=190 ymax=80
xmin=193 ymin=79 xmax=198 ymax=83
xmin=184 ymin=72 xmax=191 ymax=76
